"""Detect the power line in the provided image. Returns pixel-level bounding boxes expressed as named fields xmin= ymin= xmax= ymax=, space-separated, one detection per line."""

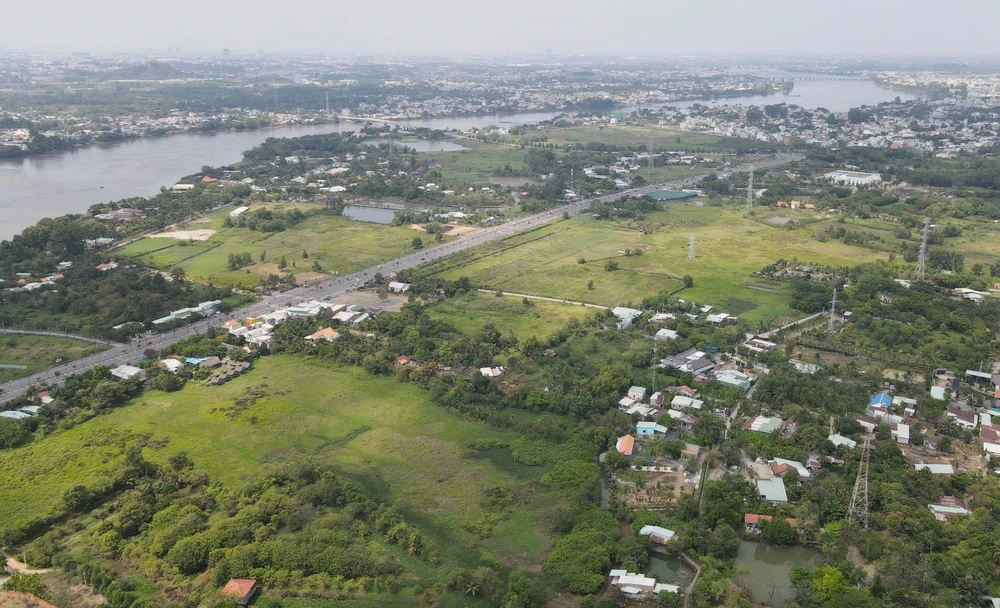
xmin=916 ymin=216 xmax=930 ymax=280
xmin=847 ymin=434 xmax=872 ymax=529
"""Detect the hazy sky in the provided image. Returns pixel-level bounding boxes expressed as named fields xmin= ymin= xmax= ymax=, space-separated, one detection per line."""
xmin=5 ymin=0 xmax=999 ymax=56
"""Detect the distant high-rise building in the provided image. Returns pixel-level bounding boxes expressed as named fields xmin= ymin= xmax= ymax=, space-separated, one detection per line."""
xmin=223 ymin=48 xmax=231 ymax=57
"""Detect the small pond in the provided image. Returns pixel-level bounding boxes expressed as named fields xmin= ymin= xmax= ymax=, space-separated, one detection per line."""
xmin=735 ymin=541 xmax=823 ymax=606
xmin=342 ymin=205 xmax=396 ymax=224
xmin=644 ymin=554 xmax=694 ymax=588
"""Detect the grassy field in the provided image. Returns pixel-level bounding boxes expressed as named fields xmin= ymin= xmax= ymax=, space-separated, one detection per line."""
xmin=425 ymin=291 xmax=598 ymax=340
xmin=116 ymin=210 xmax=440 ymax=288
xmin=423 ymin=139 xmax=534 ymax=183
xmin=0 ymin=334 xmax=106 ymax=382
xmin=426 ymin=202 xmax=887 ymax=326
xmin=526 ymin=124 xmax=749 ymax=152
xmin=0 ymin=356 xmax=554 ymax=574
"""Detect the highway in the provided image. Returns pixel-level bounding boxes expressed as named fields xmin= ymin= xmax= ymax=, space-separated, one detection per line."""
xmin=0 ymin=153 xmax=802 ymax=405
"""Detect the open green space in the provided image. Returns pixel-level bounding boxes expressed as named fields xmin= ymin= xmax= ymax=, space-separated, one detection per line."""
xmin=116 ymin=211 xmax=438 ymax=288
xmin=526 ymin=124 xmax=747 ymax=152
xmin=423 ymin=139 xmax=535 ymax=183
xmin=0 ymin=355 xmax=553 ymax=572
xmin=426 ymin=203 xmax=887 ymax=326
xmin=425 ymin=290 xmax=597 ymax=340
xmin=0 ymin=334 xmax=106 ymax=381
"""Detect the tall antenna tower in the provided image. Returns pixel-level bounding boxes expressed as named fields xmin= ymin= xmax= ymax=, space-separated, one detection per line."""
xmin=570 ymin=168 xmax=574 ymax=193
xmin=828 ymin=286 xmax=837 ymax=333
xmin=916 ymin=217 xmax=930 ymax=280
xmin=688 ymin=233 xmax=695 ymax=260
xmin=746 ymin=170 xmax=754 ymax=213
xmin=325 ymin=92 xmax=330 ymax=114
xmin=847 ymin=434 xmax=872 ymax=529
xmin=652 ymin=341 xmax=658 ymax=393
xmin=648 ymin=138 xmax=655 ymax=175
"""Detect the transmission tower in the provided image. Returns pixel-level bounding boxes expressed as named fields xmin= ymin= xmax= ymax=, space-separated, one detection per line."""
xmin=648 ymin=138 xmax=655 ymax=175
xmin=828 ymin=286 xmax=837 ymax=333
xmin=916 ymin=216 xmax=930 ymax=280
xmin=688 ymin=233 xmax=695 ymax=260
xmin=847 ymin=434 xmax=872 ymax=529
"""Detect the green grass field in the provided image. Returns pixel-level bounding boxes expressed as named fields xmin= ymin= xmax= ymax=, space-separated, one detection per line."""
xmin=526 ymin=124 xmax=748 ymax=152
xmin=116 ymin=212 xmax=439 ymax=288
xmin=425 ymin=291 xmax=597 ymax=340
xmin=0 ymin=334 xmax=106 ymax=382
xmin=423 ymin=139 xmax=534 ymax=183
xmin=427 ymin=203 xmax=887 ymax=326
xmin=0 ymin=356 xmax=553 ymax=573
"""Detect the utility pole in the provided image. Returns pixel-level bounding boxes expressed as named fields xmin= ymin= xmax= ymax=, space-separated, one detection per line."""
xmin=570 ymin=168 xmax=574 ymax=193
xmin=916 ymin=216 xmax=930 ymax=280
xmin=325 ymin=92 xmax=330 ymax=114
xmin=652 ymin=341 xmax=658 ymax=393
xmin=688 ymin=233 xmax=695 ymax=260
xmin=847 ymin=434 xmax=872 ymax=529
xmin=829 ymin=285 xmax=837 ymax=333
xmin=746 ymin=170 xmax=754 ymax=213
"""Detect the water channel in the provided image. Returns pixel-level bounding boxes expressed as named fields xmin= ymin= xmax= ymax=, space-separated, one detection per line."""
xmin=341 ymin=205 xmax=397 ymax=225
xmin=0 ymin=75 xmax=912 ymax=240
xmin=734 ymin=541 xmax=823 ymax=606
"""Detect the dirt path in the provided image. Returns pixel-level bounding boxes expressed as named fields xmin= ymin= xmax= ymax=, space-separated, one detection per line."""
xmin=476 ymin=289 xmax=608 ymax=309
xmin=2 ymin=551 xmax=54 ymax=575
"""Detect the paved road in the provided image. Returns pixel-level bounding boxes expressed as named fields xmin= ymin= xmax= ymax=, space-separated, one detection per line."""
xmin=0 ymin=154 xmax=802 ymax=405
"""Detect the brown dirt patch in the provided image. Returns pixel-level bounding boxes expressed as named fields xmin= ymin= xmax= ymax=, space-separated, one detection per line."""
xmin=149 ymin=229 xmax=216 ymax=241
xmin=295 ymin=272 xmax=328 ymax=285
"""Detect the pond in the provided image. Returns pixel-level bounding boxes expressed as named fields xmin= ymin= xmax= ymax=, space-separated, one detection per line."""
xmin=342 ymin=205 xmax=397 ymax=224
xmin=735 ymin=541 xmax=823 ymax=606
xmin=362 ymin=139 xmax=465 ymax=152
xmin=645 ymin=554 xmax=694 ymax=588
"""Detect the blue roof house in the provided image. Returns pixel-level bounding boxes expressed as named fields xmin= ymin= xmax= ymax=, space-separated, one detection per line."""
xmin=869 ymin=392 xmax=892 ymax=408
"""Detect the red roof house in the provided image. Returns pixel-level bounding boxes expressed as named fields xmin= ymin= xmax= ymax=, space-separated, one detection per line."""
xmin=221 ymin=579 xmax=259 ymax=606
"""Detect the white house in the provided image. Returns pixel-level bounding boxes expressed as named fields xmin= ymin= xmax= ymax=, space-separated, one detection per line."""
xmin=824 ymin=170 xmax=882 ymax=187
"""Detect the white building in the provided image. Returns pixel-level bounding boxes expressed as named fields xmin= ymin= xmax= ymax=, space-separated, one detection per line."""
xmin=824 ymin=170 xmax=882 ymax=187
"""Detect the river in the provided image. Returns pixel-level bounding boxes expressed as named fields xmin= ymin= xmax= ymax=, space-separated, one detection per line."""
xmin=735 ymin=540 xmax=823 ymax=606
xmin=0 ymin=74 xmax=910 ymax=240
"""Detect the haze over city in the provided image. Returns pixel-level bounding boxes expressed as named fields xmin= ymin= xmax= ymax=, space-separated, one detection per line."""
xmin=4 ymin=0 xmax=1000 ymax=55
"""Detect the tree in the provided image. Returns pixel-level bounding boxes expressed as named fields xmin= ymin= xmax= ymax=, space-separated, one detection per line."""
xmin=682 ymin=275 xmax=694 ymax=288
xmin=301 ymin=249 xmax=308 ymax=258
xmin=312 ymin=260 xmax=322 ymax=271
xmin=0 ymin=418 xmax=27 ymax=449
xmin=278 ymin=256 xmax=287 ymax=269
xmin=2 ymin=573 xmax=48 ymax=599
xmin=412 ymin=237 xmax=423 ymax=249
xmin=169 ymin=267 xmax=186 ymax=284
xmin=63 ymin=485 xmax=93 ymax=511
xmin=605 ymin=260 xmax=619 ymax=271
xmin=605 ymin=448 xmax=629 ymax=472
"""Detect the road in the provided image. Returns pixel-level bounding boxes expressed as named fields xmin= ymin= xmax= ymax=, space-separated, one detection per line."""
xmin=0 ymin=154 xmax=802 ymax=405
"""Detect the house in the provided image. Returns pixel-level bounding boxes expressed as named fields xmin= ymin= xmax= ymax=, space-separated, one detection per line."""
xmin=915 ymin=463 xmax=954 ymax=475
xmin=388 ymin=281 xmax=411 ymax=293
xmin=856 ymin=416 xmax=877 ymax=434
xmin=890 ymin=423 xmax=910 ymax=445
xmin=665 ymin=409 xmax=700 ymax=430
xmin=714 ymin=370 xmax=752 ymax=391
xmin=827 ymin=433 xmax=857 ymax=449
xmin=221 ymin=579 xmax=259 ymax=606
xmin=480 ymin=366 xmax=505 ymax=378
xmin=744 ymin=514 xmax=799 ymax=532
xmin=824 ymin=170 xmax=882 ymax=187
xmin=96 ymin=262 xmax=119 ymax=271
xmin=869 ymin=392 xmax=893 ymax=408
xmin=199 ymin=357 xmax=223 ymax=370
xmin=627 ymin=386 xmax=647 ymax=402
xmin=928 ymin=497 xmax=970 ymax=521
xmin=686 ymin=357 xmax=716 ymax=376
xmin=616 ymin=435 xmax=635 ymax=456
xmin=744 ymin=416 xmax=783 ymax=435
xmin=636 ymin=421 xmax=668 ymax=436
xmin=756 ymin=477 xmax=788 ymax=503
xmin=0 ymin=410 xmax=32 ymax=420
xmin=654 ymin=328 xmax=678 ymax=341
xmin=229 ymin=206 xmax=250 ymax=218
xmin=608 ymin=571 xmax=677 ymax=597
xmin=110 ymin=364 xmax=145 ymax=381
xmin=930 ymin=385 xmax=947 ymax=401
xmin=612 ymin=307 xmax=643 ymax=330
xmin=769 ymin=458 xmax=811 ymax=481
xmin=648 ymin=313 xmax=675 ymax=324
xmin=743 ymin=337 xmax=777 ymax=352
xmin=892 ymin=396 xmax=917 ymax=418
xmin=160 ymin=359 xmax=184 ymax=373
xmin=671 ymin=395 xmax=704 ymax=410
xmin=947 ymin=408 xmax=977 ymax=430
xmin=638 ymin=525 xmax=676 ymax=545
xmin=306 ymin=327 xmax=340 ymax=342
